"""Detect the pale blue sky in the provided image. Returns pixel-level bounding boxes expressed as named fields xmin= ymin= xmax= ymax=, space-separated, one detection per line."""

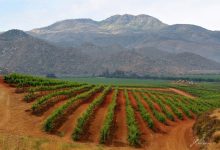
xmin=0 ymin=0 xmax=220 ymax=31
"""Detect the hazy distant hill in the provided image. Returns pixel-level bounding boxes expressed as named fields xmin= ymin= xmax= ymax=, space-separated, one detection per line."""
xmin=0 ymin=14 xmax=220 ymax=76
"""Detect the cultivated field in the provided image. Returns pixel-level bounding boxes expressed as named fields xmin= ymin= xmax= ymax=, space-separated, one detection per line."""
xmin=1 ymin=74 xmax=220 ymax=149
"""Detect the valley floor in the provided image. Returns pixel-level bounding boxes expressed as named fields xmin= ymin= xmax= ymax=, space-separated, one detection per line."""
xmin=0 ymin=77 xmax=198 ymax=150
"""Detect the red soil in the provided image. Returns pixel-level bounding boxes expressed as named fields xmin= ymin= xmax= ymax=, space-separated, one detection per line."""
xmin=0 ymin=77 xmax=199 ymax=150
xmin=83 ymin=90 xmax=114 ymax=143
xmin=0 ymin=78 xmax=56 ymax=138
xmin=151 ymin=95 xmax=177 ymax=126
xmin=41 ymin=98 xmax=68 ymax=120
xmin=33 ymin=89 xmax=87 ymax=115
xmin=137 ymin=92 xmax=170 ymax=133
xmin=169 ymin=88 xmax=195 ymax=99
xmin=57 ymin=92 xmax=102 ymax=141
xmin=112 ymin=90 xmax=128 ymax=146
xmin=148 ymin=120 xmax=198 ymax=150
xmin=128 ymin=91 xmax=154 ymax=146
xmin=153 ymin=102 xmax=162 ymax=112
xmin=151 ymin=100 xmax=175 ymax=126
xmin=168 ymin=96 xmax=190 ymax=121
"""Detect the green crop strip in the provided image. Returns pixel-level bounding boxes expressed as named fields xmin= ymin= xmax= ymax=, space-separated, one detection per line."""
xmin=140 ymin=92 xmax=166 ymax=124
xmin=124 ymin=89 xmax=140 ymax=146
xmin=132 ymin=90 xmax=154 ymax=128
xmin=99 ymin=88 xmax=118 ymax=144
xmin=32 ymin=85 xmax=93 ymax=112
xmin=72 ymin=86 xmax=111 ymax=141
xmin=146 ymin=92 xmax=174 ymax=121
xmin=44 ymin=86 xmax=103 ymax=132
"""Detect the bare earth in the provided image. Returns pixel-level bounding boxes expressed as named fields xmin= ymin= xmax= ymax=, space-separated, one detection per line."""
xmin=0 ymin=78 xmax=198 ymax=150
xmin=169 ymin=88 xmax=195 ymax=99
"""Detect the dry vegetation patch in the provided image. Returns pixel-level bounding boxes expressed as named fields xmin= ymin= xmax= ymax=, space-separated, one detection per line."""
xmin=193 ymin=109 xmax=220 ymax=150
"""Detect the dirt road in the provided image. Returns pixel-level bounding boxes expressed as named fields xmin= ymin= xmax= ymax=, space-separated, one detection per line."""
xmin=0 ymin=80 xmax=11 ymax=128
xmin=169 ymin=88 xmax=195 ymax=99
xmin=148 ymin=120 xmax=198 ymax=150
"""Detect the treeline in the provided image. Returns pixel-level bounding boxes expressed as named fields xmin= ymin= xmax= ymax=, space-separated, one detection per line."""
xmin=100 ymin=70 xmax=220 ymax=82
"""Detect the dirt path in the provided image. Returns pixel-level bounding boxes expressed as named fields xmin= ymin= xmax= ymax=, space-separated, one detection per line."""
xmin=148 ymin=120 xmax=198 ymax=150
xmin=0 ymin=81 xmax=11 ymax=128
xmin=85 ymin=90 xmax=114 ymax=142
xmin=112 ymin=90 xmax=128 ymax=146
xmin=169 ymin=88 xmax=195 ymax=99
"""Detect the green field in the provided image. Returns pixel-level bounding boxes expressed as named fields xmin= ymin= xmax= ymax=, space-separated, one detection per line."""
xmin=3 ymin=73 xmax=220 ymax=148
xmin=60 ymin=77 xmax=171 ymax=87
xmin=60 ymin=76 xmax=220 ymax=107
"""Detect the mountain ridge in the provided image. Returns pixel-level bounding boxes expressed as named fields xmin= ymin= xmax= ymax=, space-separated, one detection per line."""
xmin=28 ymin=14 xmax=220 ymax=62
xmin=1 ymin=14 xmax=220 ymax=76
xmin=30 ymin=14 xmax=167 ymax=34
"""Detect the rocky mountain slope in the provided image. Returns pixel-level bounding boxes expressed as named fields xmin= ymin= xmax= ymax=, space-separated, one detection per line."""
xmin=1 ymin=29 xmax=220 ymax=76
xmin=30 ymin=14 xmax=220 ymax=63
xmin=0 ymin=14 xmax=220 ymax=76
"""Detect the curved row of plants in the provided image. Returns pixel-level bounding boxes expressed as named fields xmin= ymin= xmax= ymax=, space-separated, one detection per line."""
xmin=72 ymin=86 xmax=111 ymax=141
xmin=161 ymin=96 xmax=183 ymax=120
xmin=179 ymin=97 xmax=202 ymax=114
xmin=99 ymin=88 xmax=118 ymax=144
xmin=131 ymin=90 xmax=154 ymax=129
xmin=151 ymin=91 xmax=204 ymax=115
xmin=4 ymin=73 xmax=65 ymax=87
xmin=44 ymin=85 xmax=103 ymax=132
xmin=147 ymin=93 xmax=175 ymax=121
xmin=28 ymin=82 xmax=83 ymax=92
xmin=169 ymin=96 xmax=193 ymax=118
xmin=32 ymin=85 xmax=93 ymax=112
xmin=124 ymin=89 xmax=140 ymax=146
xmin=140 ymin=92 xmax=166 ymax=124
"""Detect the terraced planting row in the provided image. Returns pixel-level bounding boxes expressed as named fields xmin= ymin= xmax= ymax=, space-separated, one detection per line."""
xmin=4 ymin=74 xmax=220 ymax=148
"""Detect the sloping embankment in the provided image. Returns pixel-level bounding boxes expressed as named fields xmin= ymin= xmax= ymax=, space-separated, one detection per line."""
xmin=193 ymin=109 xmax=220 ymax=150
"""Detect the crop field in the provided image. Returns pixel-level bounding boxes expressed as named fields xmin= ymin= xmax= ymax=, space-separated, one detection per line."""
xmin=2 ymin=73 xmax=220 ymax=149
xmin=61 ymin=77 xmax=171 ymax=87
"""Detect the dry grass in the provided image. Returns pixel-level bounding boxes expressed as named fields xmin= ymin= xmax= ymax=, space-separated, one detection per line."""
xmin=0 ymin=132 xmax=106 ymax=150
xmin=210 ymin=109 xmax=220 ymax=120
xmin=193 ymin=109 xmax=220 ymax=150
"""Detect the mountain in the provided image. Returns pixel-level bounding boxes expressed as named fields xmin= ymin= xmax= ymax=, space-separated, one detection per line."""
xmin=30 ymin=14 xmax=220 ymax=63
xmin=100 ymin=14 xmax=167 ymax=33
xmin=1 ymin=29 xmax=220 ymax=76
xmin=31 ymin=14 xmax=166 ymax=34
xmin=1 ymin=15 xmax=220 ymax=76
xmin=0 ymin=30 xmax=92 ymax=76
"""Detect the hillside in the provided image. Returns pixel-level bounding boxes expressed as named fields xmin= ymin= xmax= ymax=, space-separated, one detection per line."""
xmin=0 ymin=14 xmax=220 ymax=76
xmin=1 ymin=29 xmax=220 ymax=76
xmin=193 ymin=109 xmax=220 ymax=150
xmin=30 ymin=14 xmax=220 ymax=63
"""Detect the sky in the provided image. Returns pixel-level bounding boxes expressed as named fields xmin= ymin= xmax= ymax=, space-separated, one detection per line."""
xmin=0 ymin=0 xmax=220 ymax=31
